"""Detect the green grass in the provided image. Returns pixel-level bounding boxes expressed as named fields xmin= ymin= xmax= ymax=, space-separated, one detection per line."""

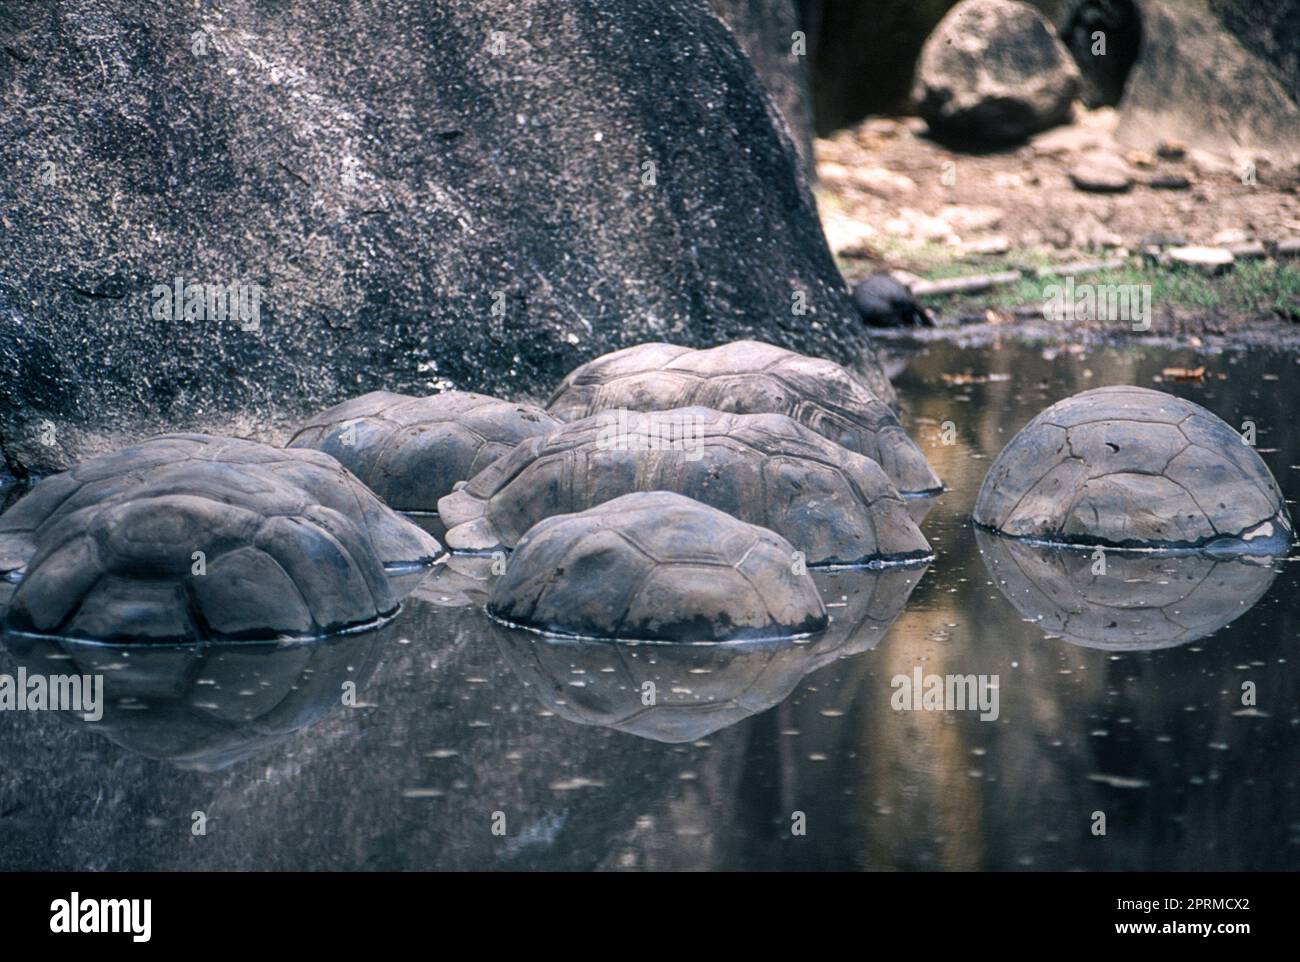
xmin=839 ymin=241 xmax=1300 ymax=320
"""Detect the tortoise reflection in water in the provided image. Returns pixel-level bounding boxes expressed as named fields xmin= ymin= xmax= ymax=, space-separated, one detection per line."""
xmin=491 ymin=564 xmax=925 ymax=743
xmin=976 ymin=528 xmax=1278 ymax=651
xmin=1 ymin=625 xmax=387 ymax=770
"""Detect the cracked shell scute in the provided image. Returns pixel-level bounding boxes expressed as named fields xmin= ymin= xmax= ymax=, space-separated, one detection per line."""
xmin=974 ymin=386 xmax=1293 ymax=552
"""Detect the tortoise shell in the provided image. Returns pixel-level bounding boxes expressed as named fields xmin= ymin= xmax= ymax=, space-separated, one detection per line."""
xmin=287 ymin=390 xmax=560 ymax=512
xmin=976 ymin=529 xmax=1277 ymax=650
xmin=0 ymin=434 xmax=441 ymax=590
xmin=486 ymin=491 xmax=828 ymax=642
xmin=974 ymin=386 xmax=1293 ymax=553
xmin=438 ymin=407 xmax=932 ymax=566
xmin=0 ymin=435 xmax=441 ymax=643
xmin=546 ymin=340 xmax=940 ymax=495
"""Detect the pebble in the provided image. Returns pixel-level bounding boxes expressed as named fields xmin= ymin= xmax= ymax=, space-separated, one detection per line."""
xmin=1069 ymin=153 xmax=1133 ymax=193
xmin=1165 ymin=245 xmax=1235 ymax=274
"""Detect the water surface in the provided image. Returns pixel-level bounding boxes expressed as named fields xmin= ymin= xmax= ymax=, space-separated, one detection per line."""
xmin=2 ymin=338 xmax=1298 ymax=870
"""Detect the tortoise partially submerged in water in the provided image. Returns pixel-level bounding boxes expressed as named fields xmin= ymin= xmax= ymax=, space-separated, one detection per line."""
xmin=0 ymin=434 xmax=441 ymax=590
xmin=486 ymin=492 xmax=828 ymax=642
xmin=545 ymin=340 xmax=940 ymax=495
xmin=974 ymin=386 xmax=1293 ymax=554
xmin=0 ymin=435 xmax=441 ymax=643
xmin=286 ymin=390 xmax=560 ymax=513
xmin=439 ymin=407 xmax=932 ymax=566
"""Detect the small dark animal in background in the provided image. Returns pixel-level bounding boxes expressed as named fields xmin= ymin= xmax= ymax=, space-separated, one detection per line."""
xmin=851 ymin=274 xmax=933 ymax=328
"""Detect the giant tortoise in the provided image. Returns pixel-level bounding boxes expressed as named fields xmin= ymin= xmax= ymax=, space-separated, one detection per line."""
xmin=0 ymin=435 xmax=441 ymax=643
xmin=0 ymin=434 xmax=441 ymax=593
xmin=976 ymin=528 xmax=1278 ymax=650
xmin=439 ymin=407 xmax=932 ymax=566
xmin=545 ymin=340 xmax=940 ymax=495
xmin=486 ymin=492 xmax=828 ymax=642
xmin=974 ymin=386 xmax=1293 ymax=554
xmin=286 ymin=390 xmax=560 ymax=514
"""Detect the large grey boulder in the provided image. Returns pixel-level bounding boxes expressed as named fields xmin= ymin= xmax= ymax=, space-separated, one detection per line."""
xmin=914 ymin=0 xmax=1082 ymax=146
xmin=709 ymin=0 xmax=815 ymax=170
xmin=0 ymin=0 xmax=882 ymax=477
xmin=1116 ymin=0 xmax=1300 ymax=165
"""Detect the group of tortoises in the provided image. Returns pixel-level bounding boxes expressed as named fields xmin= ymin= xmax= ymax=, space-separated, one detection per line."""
xmin=0 ymin=342 xmax=1292 ymax=649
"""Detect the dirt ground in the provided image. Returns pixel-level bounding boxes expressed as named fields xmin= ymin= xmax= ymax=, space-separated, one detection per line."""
xmin=814 ymin=107 xmax=1300 ymax=338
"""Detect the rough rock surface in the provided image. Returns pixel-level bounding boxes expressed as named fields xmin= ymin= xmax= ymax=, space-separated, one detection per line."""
xmin=486 ymin=491 xmax=829 ymax=642
xmin=439 ymin=407 xmax=932 ymax=565
xmin=974 ymin=386 xmax=1293 ymax=553
xmin=0 ymin=0 xmax=882 ymax=477
xmin=1116 ymin=0 xmax=1300 ymax=164
xmin=545 ymin=340 xmax=939 ymax=493
xmin=914 ymin=0 xmax=1081 ymax=147
xmin=287 ymin=390 xmax=559 ymax=513
xmin=709 ymin=0 xmax=815 ymax=170
xmin=493 ymin=627 xmax=827 ymax=742
xmin=976 ymin=529 xmax=1278 ymax=649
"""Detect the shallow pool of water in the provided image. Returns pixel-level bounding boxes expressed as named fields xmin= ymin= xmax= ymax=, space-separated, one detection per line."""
xmin=2 ymin=338 xmax=1298 ymax=870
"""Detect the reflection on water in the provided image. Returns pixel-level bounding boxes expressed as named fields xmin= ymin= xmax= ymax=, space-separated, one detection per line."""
xmin=493 ymin=565 xmax=926 ymax=743
xmin=3 ymin=627 xmax=387 ymax=771
xmin=975 ymin=530 xmax=1279 ymax=651
xmin=1 ymin=339 xmax=1298 ymax=870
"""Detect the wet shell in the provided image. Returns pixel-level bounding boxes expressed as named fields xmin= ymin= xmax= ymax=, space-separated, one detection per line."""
xmin=438 ymin=407 xmax=931 ymax=566
xmin=546 ymin=340 xmax=940 ymax=495
xmin=973 ymin=386 xmax=1292 ymax=553
xmin=0 ymin=435 xmax=441 ymax=642
xmin=287 ymin=390 xmax=560 ymax=512
xmin=486 ymin=491 xmax=828 ymax=642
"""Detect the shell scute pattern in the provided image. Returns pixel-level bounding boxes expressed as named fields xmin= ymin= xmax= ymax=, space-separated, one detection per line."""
xmin=0 ymin=436 xmax=441 ymax=643
xmin=546 ymin=341 xmax=938 ymax=494
xmin=439 ymin=407 xmax=930 ymax=566
xmin=486 ymin=492 xmax=828 ymax=642
xmin=974 ymin=386 xmax=1292 ymax=553
xmin=287 ymin=390 xmax=561 ymax=512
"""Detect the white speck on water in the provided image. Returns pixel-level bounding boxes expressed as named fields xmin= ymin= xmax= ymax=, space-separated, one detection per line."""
xmin=1088 ymin=773 xmax=1150 ymax=789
